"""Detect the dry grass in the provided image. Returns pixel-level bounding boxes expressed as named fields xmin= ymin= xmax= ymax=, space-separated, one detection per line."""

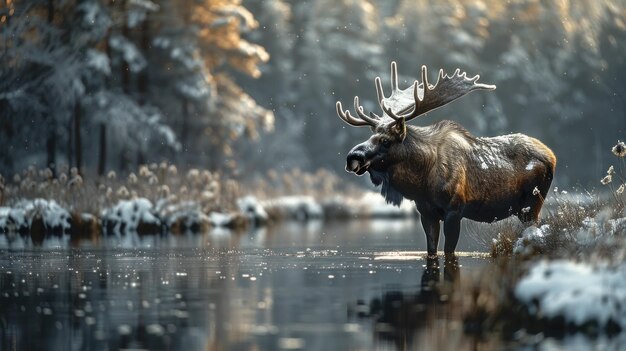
xmin=0 ymin=163 xmax=242 ymax=215
xmin=246 ymin=167 xmax=361 ymax=201
xmin=468 ymin=143 xmax=626 ymax=337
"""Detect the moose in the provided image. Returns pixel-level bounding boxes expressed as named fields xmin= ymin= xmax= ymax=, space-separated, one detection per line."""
xmin=336 ymin=62 xmax=556 ymax=255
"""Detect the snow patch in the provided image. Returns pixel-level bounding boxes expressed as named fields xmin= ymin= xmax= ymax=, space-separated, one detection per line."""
xmin=355 ymin=192 xmax=415 ymax=218
xmin=513 ymin=225 xmax=549 ymax=255
xmin=109 ymin=35 xmax=146 ymax=72
xmin=237 ymin=196 xmax=268 ymax=225
xmin=525 ymin=160 xmax=540 ymax=171
xmin=155 ymin=200 xmax=209 ymax=232
xmin=208 ymin=212 xmax=235 ymax=227
xmin=261 ymin=196 xmax=323 ymax=221
xmin=15 ymin=199 xmax=71 ymax=232
xmin=516 ymin=260 xmax=626 ymax=328
xmin=101 ymin=198 xmax=161 ymax=235
xmin=0 ymin=206 xmax=28 ymax=233
xmin=86 ymin=49 xmax=110 ymax=75
xmin=474 ymin=135 xmax=523 ymax=170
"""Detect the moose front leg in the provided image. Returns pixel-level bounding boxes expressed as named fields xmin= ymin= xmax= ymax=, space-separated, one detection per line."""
xmin=419 ymin=213 xmax=440 ymax=257
xmin=443 ymin=212 xmax=462 ymax=254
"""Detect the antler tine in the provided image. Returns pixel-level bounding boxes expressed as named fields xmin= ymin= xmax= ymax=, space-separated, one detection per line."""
xmin=354 ymin=96 xmax=381 ymax=125
xmin=374 ymin=76 xmax=385 ymax=105
xmin=390 ymin=61 xmax=398 ymax=92
xmin=336 ymin=101 xmax=372 ymax=127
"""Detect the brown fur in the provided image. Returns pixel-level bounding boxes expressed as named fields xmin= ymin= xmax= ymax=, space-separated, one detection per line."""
xmin=346 ymin=119 xmax=556 ymax=255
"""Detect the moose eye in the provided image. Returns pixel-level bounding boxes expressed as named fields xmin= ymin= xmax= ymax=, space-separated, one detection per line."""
xmin=380 ymin=138 xmax=391 ymax=148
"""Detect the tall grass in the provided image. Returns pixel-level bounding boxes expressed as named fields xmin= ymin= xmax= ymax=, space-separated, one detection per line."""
xmin=0 ymin=163 xmax=242 ymax=215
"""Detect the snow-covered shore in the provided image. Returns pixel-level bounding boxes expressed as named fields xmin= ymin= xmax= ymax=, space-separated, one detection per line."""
xmin=0 ymin=192 xmax=417 ymax=247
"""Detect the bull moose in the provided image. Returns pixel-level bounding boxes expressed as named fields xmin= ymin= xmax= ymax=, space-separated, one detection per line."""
xmin=336 ymin=62 xmax=556 ymax=255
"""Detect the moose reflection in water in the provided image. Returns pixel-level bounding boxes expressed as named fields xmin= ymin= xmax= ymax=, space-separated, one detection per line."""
xmin=354 ymin=255 xmax=492 ymax=350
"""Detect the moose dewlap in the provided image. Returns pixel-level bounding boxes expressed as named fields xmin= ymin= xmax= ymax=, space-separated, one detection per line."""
xmin=336 ymin=62 xmax=556 ymax=255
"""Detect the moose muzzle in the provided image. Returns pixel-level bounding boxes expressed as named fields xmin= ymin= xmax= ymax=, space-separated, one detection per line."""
xmin=346 ymin=145 xmax=370 ymax=176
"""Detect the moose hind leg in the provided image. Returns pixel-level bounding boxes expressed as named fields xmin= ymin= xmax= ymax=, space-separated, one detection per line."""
xmin=519 ymin=167 xmax=554 ymax=224
xmin=420 ymin=214 xmax=440 ymax=256
xmin=443 ymin=213 xmax=462 ymax=254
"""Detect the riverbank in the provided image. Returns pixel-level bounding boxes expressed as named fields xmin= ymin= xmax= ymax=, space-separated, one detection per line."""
xmin=0 ymin=164 xmax=417 ymax=247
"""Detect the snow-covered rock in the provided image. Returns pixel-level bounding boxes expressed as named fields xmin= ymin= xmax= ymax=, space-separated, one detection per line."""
xmin=156 ymin=200 xmax=210 ymax=233
xmin=515 ymin=260 xmax=626 ymax=329
xmin=262 ymin=196 xmax=323 ymax=221
xmin=514 ymin=225 xmax=549 ymax=255
xmin=237 ymin=196 xmax=269 ymax=225
xmin=0 ymin=206 xmax=28 ymax=233
xmin=208 ymin=212 xmax=235 ymax=227
xmin=207 ymin=211 xmax=246 ymax=229
xmin=15 ymin=199 xmax=71 ymax=234
xmin=101 ymin=198 xmax=161 ymax=235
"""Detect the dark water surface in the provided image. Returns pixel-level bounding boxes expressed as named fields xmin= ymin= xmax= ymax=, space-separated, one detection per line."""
xmin=0 ymin=219 xmax=509 ymax=350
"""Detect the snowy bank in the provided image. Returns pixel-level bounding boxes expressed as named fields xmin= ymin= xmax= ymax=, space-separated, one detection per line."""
xmin=237 ymin=196 xmax=269 ymax=225
xmin=261 ymin=192 xmax=417 ymax=221
xmin=346 ymin=192 xmax=416 ymax=219
xmin=261 ymin=196 xmax=324 ymax=221
xmin=515 ymin=260 xmax=626 ymax=332
xmin=513 ymin=225 xmax=549 ymax=256
xmin=0 ymin=199 xmax=70 ymax=236
xmin=156 ymin=200 xmax=210 ymax=234
xmin=101 ymin=198 xmax=162 ymax=235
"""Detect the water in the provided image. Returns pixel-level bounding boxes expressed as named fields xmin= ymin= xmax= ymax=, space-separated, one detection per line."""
xmin=0 ymin=219 xmax=506 ymax=350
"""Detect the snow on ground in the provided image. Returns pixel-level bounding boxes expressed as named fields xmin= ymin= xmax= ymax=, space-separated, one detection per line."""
xmin=155 ymin=199 xmax=210 ymax=232
xmin=16 ymin=198 xmax=71 ymax=232
xmin=0 ymin=199 xmax=70 ymax=235
xmin=350 ymin=192 xmax=416 ymax=218
xmin=0 ymin=206 xmax=27 ymax=232
xmin=261 ymin=196 xmax=324 ymax=220
xmin=237 ymin=196 xmax=268 ymax=224
xmin=208 ymin=212 xmax=235 ymax=227
xmin=101 ymin=198 xmax=161 ymax=235
xmin=515 ymin=260 xmax=626 ymax=329
xmin=513 ymin=225 xmax=549 ymax=255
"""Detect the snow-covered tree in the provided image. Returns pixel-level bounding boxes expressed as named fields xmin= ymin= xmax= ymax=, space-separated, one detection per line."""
xmin=293 ymin=0 xmax=384 ymax=169
xmin=0 ymin=0 xmax=87 ymax=173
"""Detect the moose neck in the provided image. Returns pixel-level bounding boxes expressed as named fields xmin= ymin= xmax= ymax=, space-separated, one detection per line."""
xmin=372 ymin=125 xmax=438 ymax=205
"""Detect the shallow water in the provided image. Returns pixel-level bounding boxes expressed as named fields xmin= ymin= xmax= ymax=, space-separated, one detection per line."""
xmin=0 ymin=219 xmax=604 ymax=351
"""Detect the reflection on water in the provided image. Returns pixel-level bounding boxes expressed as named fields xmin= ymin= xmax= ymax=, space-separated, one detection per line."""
xmin=0 ymin=219 xmax=549 ymax=350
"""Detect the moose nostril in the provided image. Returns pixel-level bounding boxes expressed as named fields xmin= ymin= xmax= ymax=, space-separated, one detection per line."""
xmin=348 ymin=159 xmax=360 ymax=171
xmin=346 ymin=152 xmax=365 ymax=172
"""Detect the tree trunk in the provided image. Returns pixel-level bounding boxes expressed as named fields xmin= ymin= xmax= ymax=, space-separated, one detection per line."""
xmin=46 ymin=0 xmax=56 ymax=173
xmin=67 ymin=118 xmax=73 ymax=169
xmin=121 ymin=0 xmax=131 ymax=95
xmin=97 ymin=123 xmax=106 ymax=176
xmin=181 ymin=98 xmax=189 ymax=152
xmin=74 ymin=102 xmax=82 ymax=173
xmin=47 ymin=0 xmax=54 ymax=23
xmin=46 ymin=121 xmax=56 ymax=171
xmin=138 ymin=17 xmax=150 ymax=105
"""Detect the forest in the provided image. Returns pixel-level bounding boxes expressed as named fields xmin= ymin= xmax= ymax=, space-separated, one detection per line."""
xmin=1 ymin=0 xmax=625 ymax=188
xmin=2 ymin=1 xmax=626 ymax=350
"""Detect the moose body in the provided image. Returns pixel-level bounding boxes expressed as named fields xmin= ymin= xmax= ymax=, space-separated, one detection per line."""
xmin=337 ymin=63 xmax=556 ymax=255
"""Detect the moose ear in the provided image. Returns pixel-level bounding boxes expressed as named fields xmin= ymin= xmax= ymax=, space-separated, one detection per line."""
xmin=391 ymin=117 xmax=407 ymax=140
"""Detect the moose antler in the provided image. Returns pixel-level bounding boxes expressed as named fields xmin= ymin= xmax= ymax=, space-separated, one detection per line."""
xmin=335 ymin=62 xmax=496 ymax=127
